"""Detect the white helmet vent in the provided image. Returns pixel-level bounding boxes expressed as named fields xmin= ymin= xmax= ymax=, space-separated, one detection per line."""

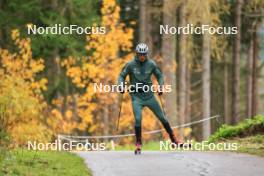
xmin=135 ymin=43 xmax=149 ymax=54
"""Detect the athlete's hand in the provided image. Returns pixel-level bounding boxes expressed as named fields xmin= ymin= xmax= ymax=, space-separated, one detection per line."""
xmin=158 ymin=91 xmax=163 ymax=96
xmin=118 ymin=87 xmax=125 ymax=94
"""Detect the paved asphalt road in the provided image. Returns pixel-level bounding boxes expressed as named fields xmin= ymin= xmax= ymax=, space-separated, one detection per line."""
xmin=77 ymin=151 xmax=264 ymax=176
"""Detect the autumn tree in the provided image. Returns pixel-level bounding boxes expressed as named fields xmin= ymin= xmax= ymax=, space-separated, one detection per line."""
xmin=57 ymin=0 xmax=135 ymax=138
xmin=0 ymin=30 xmax=51 ymax=145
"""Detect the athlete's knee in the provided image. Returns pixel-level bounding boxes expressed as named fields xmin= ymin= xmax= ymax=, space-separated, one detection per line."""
xmin=134 ymin=116 xmax=141 ymax=127
xmin=155 ymin=111 xmax=168 ymax=124
xmin=135 ymin=124 xmax=141 ymax=128
xmin=135 ymin=122 xmax=141 ymax=128
xmin=160 ymin=117 xmax=169 ymax=124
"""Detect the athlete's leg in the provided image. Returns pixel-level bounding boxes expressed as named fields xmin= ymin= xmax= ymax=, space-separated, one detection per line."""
xmin=146 ymin=96 xmax=168 ymax=124
xmin=146 ymin=96 xmax=180 ymax=144
xmin=131 ymin=96 xmax=143 ymax=145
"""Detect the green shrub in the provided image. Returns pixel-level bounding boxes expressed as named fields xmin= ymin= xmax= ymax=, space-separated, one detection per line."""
xmin=209 ymin=115 xmax=264 ymax=142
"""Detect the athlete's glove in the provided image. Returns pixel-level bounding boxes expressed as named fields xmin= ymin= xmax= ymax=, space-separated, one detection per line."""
xmin=158 ymin=91 xmax=163 ymax=96
xmin=118 ymin=87 xmax=125 ymax=94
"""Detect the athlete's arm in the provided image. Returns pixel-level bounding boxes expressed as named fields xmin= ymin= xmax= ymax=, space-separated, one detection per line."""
xmin=153 ymin=62 xmax=164 ymax=86
xmin=153 ymin=62 xmax=164 ymax=95
xmin=118 ymin=63 xmax=130 ymax=88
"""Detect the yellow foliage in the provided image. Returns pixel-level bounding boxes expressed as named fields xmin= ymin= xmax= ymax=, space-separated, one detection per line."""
xmin=54 ymin=0 xmax=137 ymax=141
xmin=49 ymin=96 xmax=79 ymax=135
xmin=0 ymin=30 xmax=51 ymax=145
xmin=0 ymin=30 xmax=47 ymax=93
xmin=53 ymin=0 xmax=168 ymax=144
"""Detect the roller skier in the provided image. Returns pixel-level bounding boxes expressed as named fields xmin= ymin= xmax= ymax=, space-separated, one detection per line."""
xmin=118 ymin=43 xmax=188 ymax=154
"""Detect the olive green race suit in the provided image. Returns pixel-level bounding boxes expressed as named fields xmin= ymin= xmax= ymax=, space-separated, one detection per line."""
xmin=118 ymin=56 xmax=177 ymax=145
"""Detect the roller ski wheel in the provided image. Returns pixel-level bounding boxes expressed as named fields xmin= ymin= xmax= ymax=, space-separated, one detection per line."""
xmin=134 ymin=144 xmax=141 ymax=155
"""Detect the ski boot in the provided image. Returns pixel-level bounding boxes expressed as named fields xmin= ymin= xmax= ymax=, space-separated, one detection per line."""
xmin=163 ymin=122 xmax=192 ymax=148
xmin=171 ymin=135 xmax=192 ymax=148
xmin=134 ymin=143 xmax=142 ymax=155
xmin=171 ymin=138 xmax=192 ymax=149
xmin=134 ymin=126 xmax=142 ymax=155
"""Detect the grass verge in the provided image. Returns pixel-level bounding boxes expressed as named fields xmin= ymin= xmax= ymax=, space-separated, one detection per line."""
xmin=0 ymin=149 xmax=91 ymax=176
xmin=115 ymin=141 xmax=161 ymax=151
xmin=208 ymin=115 xmax=264 ymax=143
xmin=217 ymin=135 xmax=264 ymax=157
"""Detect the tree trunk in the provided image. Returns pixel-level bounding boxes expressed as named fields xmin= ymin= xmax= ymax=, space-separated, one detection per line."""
xmin=246 ymin=36 xmax=253 ymax=118
xmin=200 ymin=0 xmax=212 ymax=139
xmin=186 ymin=63 xmax=191 ymax=124
xmin=178 ymin=1 xmax=187 ymax=139
xmin=0 ymin=1 xmax=3 ymax=46
xmin=161 ymin=0 xmax=177 ymax=125
xmin=103 ymin=104 xmax=109 ymax=142
xmin=139 ymin=0 xmax=147 ymax=42
xmin=72 ymin=93 xmax=78 ymax=118
xmin=139 ymin=0 xmax=153 ymax=57
xmin=202 ymin=31 xmax=211 ymax=140
xmin=223 ymin=53 xmax=229 ymax=124
xmin=252 ymin=24 xmax=259 ymax=116
xmin=231 ymin=0 xmax=243 ymax=124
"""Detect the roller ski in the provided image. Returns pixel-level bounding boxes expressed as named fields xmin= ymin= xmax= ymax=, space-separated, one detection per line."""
xmin=134 ymin=143 xmax=142 ymax=155
xmin=163 ymin=122 xmax=192 ymax=148
xmin=171 ymin=137 xmax=192 ymax=149
xmin=134 ymin=126 xmax=142 ymax=155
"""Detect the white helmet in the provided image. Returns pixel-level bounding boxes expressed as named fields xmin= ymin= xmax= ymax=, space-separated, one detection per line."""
xmin=135 ymin=43 xmax=148 ymax=54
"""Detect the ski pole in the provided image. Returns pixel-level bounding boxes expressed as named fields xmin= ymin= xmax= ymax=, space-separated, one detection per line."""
xmin=158 ymin=95 xmax=166 ymax=117
xmin=116 ymin=93 xmax=123 ymax=131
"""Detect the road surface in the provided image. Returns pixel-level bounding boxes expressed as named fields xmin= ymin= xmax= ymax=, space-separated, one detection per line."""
xmin=77 ymin=151 xmax=264 ymax=176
